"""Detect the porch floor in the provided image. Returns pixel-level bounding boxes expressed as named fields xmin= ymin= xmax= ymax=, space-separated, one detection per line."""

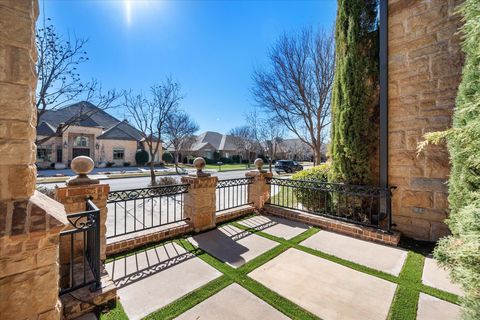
xmin=102 ymin=214 xmax=462 ymax=320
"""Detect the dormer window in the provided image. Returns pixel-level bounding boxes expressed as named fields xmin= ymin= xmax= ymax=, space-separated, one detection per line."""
xmin=73 ymin=135 xmax=89 ymax=147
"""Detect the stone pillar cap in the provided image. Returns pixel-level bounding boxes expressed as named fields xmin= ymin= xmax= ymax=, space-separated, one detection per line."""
xmin=254 ymin=158 xmax=267 ymax=173
xmin=190 ymin=157 xmax=210 ymax=177
xmin=66 ymin=156 xmax=99 ymax=186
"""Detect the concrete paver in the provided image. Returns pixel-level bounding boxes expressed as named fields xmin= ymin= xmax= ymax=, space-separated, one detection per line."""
xmin=105 ymin=242 xmax=222 ymax=320
xmin=422 ymin=257 xmax=463 ymax=296
xmin=249 ymin=248 xmax=397 ymax=320
xmin=417 ymin=293 xmax=461 ymax=320
xmin=238 ymin=215 xmax=309 ymax=239
xmin=188 ymin=225 xmax=278 ymax=268
xmin=301 ymin=230 xmax=407 ymax=275
xmin=175 ymin=283 xmax=290 ymax=320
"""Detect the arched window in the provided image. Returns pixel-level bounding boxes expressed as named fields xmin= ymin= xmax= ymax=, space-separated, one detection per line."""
xmin=73 ymin=136 xmax=89 ymax=147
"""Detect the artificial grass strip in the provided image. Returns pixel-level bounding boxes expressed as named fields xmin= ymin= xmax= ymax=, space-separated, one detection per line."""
xmin=388 ymin=286 xmax=419 ymax=320
xmin=289 ymin=226 xmax=321 ymax=244
xmin=144 ymin=276 xmax=233 ymax=320
xmin=176 ymin=237 xmax=319 ymax=320
xmin=99 ymin=300 xmax=128 ymax=320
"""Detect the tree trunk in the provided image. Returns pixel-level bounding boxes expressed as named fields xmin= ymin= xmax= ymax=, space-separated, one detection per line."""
xmin=314 ymin=145 xmax=322 ymax=165
xmin=174 ymin=150 xmax=180 ymax=174
xmin=149 ymin=154 xmax=156 ymax=185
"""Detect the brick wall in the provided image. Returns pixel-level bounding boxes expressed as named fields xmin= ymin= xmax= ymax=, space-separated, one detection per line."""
xmin=388 ymin=0 xmax=464 ymax=240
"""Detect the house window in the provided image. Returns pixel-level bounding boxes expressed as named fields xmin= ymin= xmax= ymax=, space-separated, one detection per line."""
xmin=37 ymin=147 xmax=51 ymax=162
xmin=113 ymin=148 xmax=125 ymax=160
xmin=73 ymin=136 xmax=89 ymax=147
xmin=56 ymin=147 xmax=63 ymax=163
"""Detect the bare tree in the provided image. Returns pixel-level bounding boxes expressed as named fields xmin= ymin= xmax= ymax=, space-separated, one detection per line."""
xmin=164 ymin=112 xmax=199 ymax=173
xmin=125 ymin=78 xmax=183 ymax=185
xmin=36 ymin=19 xmax=123 ymax=144
xmin=252 ymin=27 xmax=335 ymax=165
xmin=246 ymin=110 xmax=285 ymax=172
xmin=229 ymin=126 xmax=255 ymax=167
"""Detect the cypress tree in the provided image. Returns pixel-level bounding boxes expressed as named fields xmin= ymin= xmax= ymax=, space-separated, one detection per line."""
xmin=329 ymin=0 xmax=378 ymax=185
xmin=433 ymin=1 xmax=480 ymax=317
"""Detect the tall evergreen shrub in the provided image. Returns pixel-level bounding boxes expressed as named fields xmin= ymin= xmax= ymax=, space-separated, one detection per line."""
xmin=330 ymin=0 xmax=378 ymax=185
xmin=433 ymin=1 xmax=480 ymax=318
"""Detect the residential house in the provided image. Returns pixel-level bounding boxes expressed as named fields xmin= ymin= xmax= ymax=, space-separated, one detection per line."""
xmin=274 ymin=138 xmax=325 ymax=162
xmin=36 ymin=101 xmax=163 ymax=168
xmin=166 ymin=131 xmax=248 ymax=162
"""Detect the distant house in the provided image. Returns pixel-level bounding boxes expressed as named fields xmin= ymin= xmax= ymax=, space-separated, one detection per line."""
xmin=275 ymin=138 xmax=325 ymax=162
xmin=166 ymin=131 xmax=246 ymax=162
xmin=35 ymin=101 xmax=163 ymax=168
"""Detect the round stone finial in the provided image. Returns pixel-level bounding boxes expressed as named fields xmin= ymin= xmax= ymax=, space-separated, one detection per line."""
xmin=254 ymin=158 xmax=264 ymax=171
xmin=66 ymin=156 xmax=99 ymax=186
xmin=71 ymin=156 xmax=94 ymax=175
xmin=191 ymin=157 xmax=210 ymax=177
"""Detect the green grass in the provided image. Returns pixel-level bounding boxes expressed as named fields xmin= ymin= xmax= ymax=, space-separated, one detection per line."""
xmin=270 ymin=185 xmax=299 ymax=208
xmin=100 ymin=217 xmax=460 ymax=320
xmin=99 ymin=300 xmax=128 ymax=320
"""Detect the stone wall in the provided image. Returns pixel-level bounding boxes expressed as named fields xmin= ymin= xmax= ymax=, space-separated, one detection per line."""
xmin=0 ymin=2 xmax=68 ymax=319
xmin=388 ymin=0 xmax=464 ymax=240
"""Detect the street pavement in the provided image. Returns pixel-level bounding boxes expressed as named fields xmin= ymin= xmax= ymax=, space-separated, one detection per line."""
xmin=38 ymin=169 xmax=260 ymax=191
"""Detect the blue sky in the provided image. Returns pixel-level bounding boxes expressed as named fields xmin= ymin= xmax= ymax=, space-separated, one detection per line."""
xmin=40 ymin=0 xmax=337 ymax=134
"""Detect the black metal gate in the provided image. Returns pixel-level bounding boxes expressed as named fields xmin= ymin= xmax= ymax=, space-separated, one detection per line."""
xmin=59 ymin=199 xmax=101 ymax=295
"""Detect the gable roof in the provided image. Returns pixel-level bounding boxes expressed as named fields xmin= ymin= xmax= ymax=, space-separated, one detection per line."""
xmin=37 ymin=101 xmax=144 ymax=142
xmin=189 ymin=131 xmax=237 ymax=151
xmin=40 ymin=101 xmax=120 ymax=129
xmin=37 ymin=121 xmax=57 ymax=136
xmin=97 ymin=121 xmax=139 ymax=141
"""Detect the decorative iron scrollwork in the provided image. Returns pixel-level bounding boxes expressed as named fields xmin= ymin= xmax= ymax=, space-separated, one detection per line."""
xmin=266 ymin=177 xmax=391 ymax=197
xmin=67 ymin=213 xmax=97 ymax=230
xmin=108 ymin=184 xmax=189 ymax=202
xmin=216 ymin=177 xmax=253 ymax=189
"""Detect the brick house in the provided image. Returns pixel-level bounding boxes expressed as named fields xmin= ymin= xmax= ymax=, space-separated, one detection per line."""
xmin=168 ymin=131 xmax=249 ymax=162
xmin=36 ymin=101 xmax=162 ymax=168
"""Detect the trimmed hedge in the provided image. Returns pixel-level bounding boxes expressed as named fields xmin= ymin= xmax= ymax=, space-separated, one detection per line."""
xmin=135 ymin=149 xmax=149 ymax=166
xmin=292 ymin=164 xmax=331 ymax=211
xmin=432 ymin=1 xmax=480 ymax=318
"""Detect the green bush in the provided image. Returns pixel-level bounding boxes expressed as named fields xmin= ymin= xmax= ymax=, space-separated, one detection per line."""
xmin=162 ymin=152 xmax=174 ymax=163
xmin=292 ymin=164 xmax=331 ymax=212
xmin=135 ymin=149 xmax=149 ymax=166
xmin=432 ymin=1 xmax=480 ymax=318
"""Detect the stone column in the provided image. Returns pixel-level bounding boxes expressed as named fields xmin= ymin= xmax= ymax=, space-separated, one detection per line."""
xmin=246 ymin=159 xmax=273 ymax=210
xmin=0 ymin=1 xmax=69 ymax=319
xmin=181 ymin=158 xmax=218 ymax=232
xmin=55 ymin=156 xmax=109 ymax=262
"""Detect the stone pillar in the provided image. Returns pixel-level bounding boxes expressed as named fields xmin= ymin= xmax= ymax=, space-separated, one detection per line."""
xmin=181 ymin=157 xmax=218 ymax=232
xmin=246 ymin=159 xmax=273 ymax=210
xmin=0 ymin=1 xmax=69 ymax=319
xmin=55 ymin=156 xmax=109 ymax=262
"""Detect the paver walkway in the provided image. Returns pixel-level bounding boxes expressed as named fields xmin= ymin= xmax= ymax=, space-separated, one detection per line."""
xmin=238 ymin=215 xmax=309 ymax=239
xmin=417 ymin=293 xmax=461 ymax=320
xmin=422 ymin=257 xmax=463 ymax=296
xmin=103 ymin=214 xmax=463 ymax=320
xmin=249 ymin=248 xmax=397 ymax=320
xmin=105 ymin=242 xmax=221 ymax=320
xmin=188 ymin=224 xmax=277 ymax=268
xmin=175 ymin=283 xmax=290 ymax=320
xmin=301 ymin=230 xmax=408 ymax=275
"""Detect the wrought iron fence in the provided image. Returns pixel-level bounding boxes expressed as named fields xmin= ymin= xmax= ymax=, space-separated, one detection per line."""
xmin=216 ymin=177 xmax=253 ymax=212
xmin=267 ymin=178 xmax=395 ymax=230
xmin=107 ymin=184 xmax=189 ymax=239
xmin=59 ymin=199 xmax=101 ymax=295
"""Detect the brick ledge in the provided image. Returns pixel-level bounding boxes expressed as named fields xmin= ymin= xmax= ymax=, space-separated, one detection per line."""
xmin=263 ymin=204 xmax=401 ymax=246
